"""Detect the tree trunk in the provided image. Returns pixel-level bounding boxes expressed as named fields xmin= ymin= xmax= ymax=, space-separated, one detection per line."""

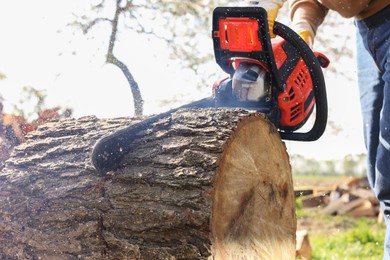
xmin=0 ymin=108 xmax=296 ymax=259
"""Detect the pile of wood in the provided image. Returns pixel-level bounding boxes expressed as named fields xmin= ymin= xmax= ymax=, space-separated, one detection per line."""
xmin=299 ymin=177 xmax=380 ymax=218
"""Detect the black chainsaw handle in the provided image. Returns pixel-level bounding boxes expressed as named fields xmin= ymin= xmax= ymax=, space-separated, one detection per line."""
xmin=273 ymin=21 xmax=328 ymax=142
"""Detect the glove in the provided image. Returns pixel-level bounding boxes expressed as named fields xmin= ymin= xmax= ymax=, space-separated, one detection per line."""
xmin=246 ymin=0 xmax=286 ymax=38
xmin=293 ymin=21 xmax=315 ymax=48
xmin=298 ymin=30 xmax=314 ymax=48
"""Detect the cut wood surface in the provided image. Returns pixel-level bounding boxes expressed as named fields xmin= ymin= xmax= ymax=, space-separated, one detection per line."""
xmin=0 ymin=108 xmax=296 ymax=259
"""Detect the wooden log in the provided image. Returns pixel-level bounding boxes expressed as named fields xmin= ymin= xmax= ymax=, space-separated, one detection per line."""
xmin=340 ymin=176 xmax=370 ymax=190
xmin=294 ymin=189 xmax=313 ymax=197
xmin=349 ymin=188 xmax=377 ymax=204
xmin=0 ymin=108 xmax=296 ymax=259
xmin=321 ymin=193 xmax=350 ymax=215
xmin=301 ymin=193 xmax=328 ymax=208
xmin=337 ymin=198 xmax=366 ymax=215
xmin=346 ymin=201 xmax=376 ymax=218
xmin=378 ymin=207 xmax=385 ymax=223
xmin=296 ymin=230 xmax=311 ymax=260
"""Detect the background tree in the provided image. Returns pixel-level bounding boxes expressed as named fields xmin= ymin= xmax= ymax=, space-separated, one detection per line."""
xmin=70 ymin=0 xmax=227 ymax=116
xmin=0 ymin=71 xmax=6 ymax=81
xmin=12 ymin=86 xmax=46 ymax=121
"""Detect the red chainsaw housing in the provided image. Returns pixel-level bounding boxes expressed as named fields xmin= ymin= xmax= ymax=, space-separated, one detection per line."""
xmin=272 ymin=38 xmax=315 ymax=128
xmin=212 ymin=7 xmax=329 ymax=141
xmin=213 ymin=17 xmax=329 ymax=130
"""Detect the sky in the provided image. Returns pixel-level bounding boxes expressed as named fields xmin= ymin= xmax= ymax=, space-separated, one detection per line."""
xmin=0 ymin=1 xmax=366 ymax=160
xmin=0 ymin=1 xmax=205 ymax=117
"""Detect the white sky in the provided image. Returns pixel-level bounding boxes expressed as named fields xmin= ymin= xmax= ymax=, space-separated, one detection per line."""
xmin=0 ymin=1 xmax=366 ymax=160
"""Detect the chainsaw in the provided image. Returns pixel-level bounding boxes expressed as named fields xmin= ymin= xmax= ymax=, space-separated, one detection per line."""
xmin=90 ymin=6 xmax=329 ymax=172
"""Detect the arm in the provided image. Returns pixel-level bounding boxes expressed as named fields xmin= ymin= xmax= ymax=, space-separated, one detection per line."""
xmin=246 ymin=0 xmax=327 ymax=47
xmin=289 ymin=0 xmax=329 ymax=47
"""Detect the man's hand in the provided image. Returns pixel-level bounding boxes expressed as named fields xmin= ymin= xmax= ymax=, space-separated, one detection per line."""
xmin=246 ymin=0 xmax=286 ymax=38
xmin=298 ymin=30 xmax=314 ymax=48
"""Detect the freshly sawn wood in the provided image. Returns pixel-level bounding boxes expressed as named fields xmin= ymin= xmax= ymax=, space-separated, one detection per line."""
xmin=0 ymin=108 xmax=296 ymax=259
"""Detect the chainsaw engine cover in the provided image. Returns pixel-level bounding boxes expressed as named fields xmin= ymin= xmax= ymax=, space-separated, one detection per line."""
xmin=215 ymin=39 xmax=316 ymax=132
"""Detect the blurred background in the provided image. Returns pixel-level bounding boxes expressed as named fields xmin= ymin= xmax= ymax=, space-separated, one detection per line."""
xmin=0 ymin=0 xmax=365 ymax=175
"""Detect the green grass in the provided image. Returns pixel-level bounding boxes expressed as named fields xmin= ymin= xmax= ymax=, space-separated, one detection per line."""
xmin=296 ymin=198 xmax=385 ymax=259
xmin=311 ymin=219 xmax=384 ymax=259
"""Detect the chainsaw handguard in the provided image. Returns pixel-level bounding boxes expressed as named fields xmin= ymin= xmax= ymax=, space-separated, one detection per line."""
xmin=273 ymin=21 xmax=328 ymax=141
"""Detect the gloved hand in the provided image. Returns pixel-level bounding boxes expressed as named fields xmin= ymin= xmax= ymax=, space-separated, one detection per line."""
xmin=246 ymin=0 xmax=286 ymax=38
xmin=293 ymin=21 xmax=315 ymax=48
xmin=297 ymin=30 xmax=314 ymax=48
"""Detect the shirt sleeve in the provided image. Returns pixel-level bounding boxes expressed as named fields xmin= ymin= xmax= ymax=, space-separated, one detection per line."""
xmin=288 ymin=0 xmax=329 ymax=35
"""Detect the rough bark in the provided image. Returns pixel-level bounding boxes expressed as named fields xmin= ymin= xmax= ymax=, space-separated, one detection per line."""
xmin=0 ymin=108 xmax=296 ymax=259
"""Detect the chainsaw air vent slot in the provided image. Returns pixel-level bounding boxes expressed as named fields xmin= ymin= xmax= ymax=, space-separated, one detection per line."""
xmin=294 ymin=69 xmax=308 ymax=88
xmin=288 ymin=88 xmax=295 ymax=99
xmin=290 ymin=103 xmax=302 ymax=121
